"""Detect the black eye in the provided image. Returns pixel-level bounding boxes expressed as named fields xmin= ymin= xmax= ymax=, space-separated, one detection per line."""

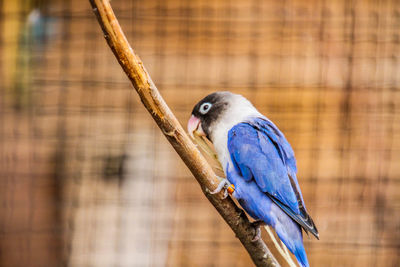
xmin=199 ymin=102 xmax=212 ymax=114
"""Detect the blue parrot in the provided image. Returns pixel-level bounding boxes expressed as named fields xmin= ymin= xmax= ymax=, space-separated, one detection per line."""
xmin=188 ymin=91 xmax=318 ymax=267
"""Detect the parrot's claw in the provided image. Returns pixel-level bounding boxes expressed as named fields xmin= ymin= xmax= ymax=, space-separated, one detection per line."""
xmin=251 ymin=220 xmax=265 ymax=242
xmin=210 ymin=179 xmax=231 ymax=199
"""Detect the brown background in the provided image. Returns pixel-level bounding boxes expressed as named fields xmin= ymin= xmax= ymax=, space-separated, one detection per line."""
xmin=0 ymin=0 xmax=399 ymax=266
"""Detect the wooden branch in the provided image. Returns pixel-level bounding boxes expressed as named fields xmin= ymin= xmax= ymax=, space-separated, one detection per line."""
xmin=89 ymin=1 xmax=279 ymax=266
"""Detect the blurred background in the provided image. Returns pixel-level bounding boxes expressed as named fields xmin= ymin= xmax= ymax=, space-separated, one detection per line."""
xmin=1 ymin=0 xmax=399 ymax=266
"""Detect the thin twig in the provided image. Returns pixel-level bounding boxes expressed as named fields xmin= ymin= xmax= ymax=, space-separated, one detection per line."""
xmin=265 ymin=226 xmax=297 ymax=267
xmin=88 ymin=0 xmax=279 ymax=266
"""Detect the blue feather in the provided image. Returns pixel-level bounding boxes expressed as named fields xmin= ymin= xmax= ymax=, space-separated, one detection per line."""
xmin=226 ymin=165 xmax=309 ymax=267
xmin=227 ymin=119 xmax=299 ymax=213
xmin=225 ymin=117 xmax=318 ymax=266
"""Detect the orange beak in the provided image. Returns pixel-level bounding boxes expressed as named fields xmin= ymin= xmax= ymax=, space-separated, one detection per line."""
xmin=187 ymin=115 xmax=206 ymax=139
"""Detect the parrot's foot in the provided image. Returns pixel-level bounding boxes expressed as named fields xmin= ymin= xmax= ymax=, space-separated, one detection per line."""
xmin=250 ymin=220 xmax=265 ymax=242
xmin=210 ymin=179 xmax=231 ymax=199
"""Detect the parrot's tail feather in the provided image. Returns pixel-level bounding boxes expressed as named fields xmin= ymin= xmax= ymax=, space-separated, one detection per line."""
xmin=292 ymin=242 xmax=309 ymax=267
xmin=264 ymin=225 xmax=297 ymax=267
xmin=268 ymin=192 xmax=319 ymax=240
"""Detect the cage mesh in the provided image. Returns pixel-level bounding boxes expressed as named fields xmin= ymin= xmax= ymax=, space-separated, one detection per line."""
xmin=0 ymin=0 xmax=399 ymax=266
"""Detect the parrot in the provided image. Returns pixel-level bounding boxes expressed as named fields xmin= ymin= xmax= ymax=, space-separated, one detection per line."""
xmin=187 ymin=91 xmax=318 ymax=267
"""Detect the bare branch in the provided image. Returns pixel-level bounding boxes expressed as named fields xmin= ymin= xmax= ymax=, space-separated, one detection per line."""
xmin=88 ymin=1 xmax=279 ymax=266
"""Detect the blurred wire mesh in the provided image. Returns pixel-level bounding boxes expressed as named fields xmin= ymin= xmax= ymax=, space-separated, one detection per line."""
xmin=1 ymin=0 xmax=399 ymax=266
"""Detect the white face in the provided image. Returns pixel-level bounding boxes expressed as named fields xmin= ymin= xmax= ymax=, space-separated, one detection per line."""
xmin=206 ymin=93 xmax=263 ymax=172
xmin=189 ymin=91 xmax=263 ymax=173
xmin=207 ymin=93 xmax=262 ymax=141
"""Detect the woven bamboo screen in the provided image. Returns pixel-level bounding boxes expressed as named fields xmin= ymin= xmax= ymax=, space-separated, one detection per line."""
xmin=0 ymin=0 xmax=399 ymax=266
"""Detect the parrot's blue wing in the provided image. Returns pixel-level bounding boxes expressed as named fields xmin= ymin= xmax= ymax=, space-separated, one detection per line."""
xmin=228 ymin=117 xmax=318 ymax=238
xmin=251 ymin=118 xmax=297 ymax=176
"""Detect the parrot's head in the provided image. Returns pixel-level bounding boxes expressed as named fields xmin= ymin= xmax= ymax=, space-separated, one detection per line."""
xmin=188 ymin=91 xmax=261 ymax=142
